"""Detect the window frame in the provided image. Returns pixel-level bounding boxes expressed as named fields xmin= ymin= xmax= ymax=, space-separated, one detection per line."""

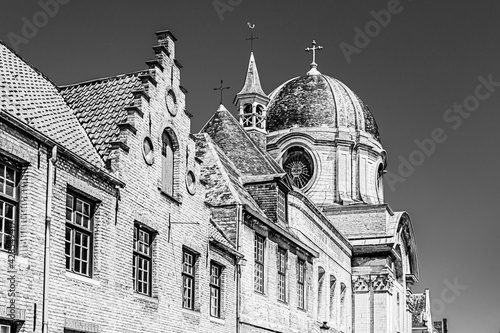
xmin=182 ymin=248 xmax=197 ymax=310
xmin=161 ymin=130 xmax=175 ymax=196
xmin=133 ymin=224 xmax=153 ymax=296
xmin=65 ymin=192 xmax=94 ymax=277
xmin=0 ymin=160 xmax=19 ymax=254
xmin=254 ymin=234 xmax=265 ymax=294
xmin=277 ymin=247 xmax=287 ymax=302
xmin=276 ymin=188 xmax=287 ymax=222
xmin=297 ymin=259 xmax=306 ymax=309
xmin=209 ymin=261 xmax=223 ymax=318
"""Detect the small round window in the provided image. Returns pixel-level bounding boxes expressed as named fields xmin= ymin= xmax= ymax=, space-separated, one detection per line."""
xmin=166 ymin=89 xmax=177 ymax=116
xmin=186 ymin=170 xmax=196 ymax=195
xmin=142 ymin=137 xmax=154 ymax=165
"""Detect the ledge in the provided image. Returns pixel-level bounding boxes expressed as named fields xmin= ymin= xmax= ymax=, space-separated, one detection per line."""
xmin=65 ymin=271 xmax=101 ymax=286
xmin=0 ymin=251 xmax=29 ymax=265
xmin=133 ymin=292 xmax=159 ymax=304
xmin=158 ymin=186 xmax=181 ymax=205
xmin=145 ymin=59 xmax=164 ymax=71
xmin=117 ymin=122 xmax=137 ymax=135
xmin=210 ymin=317 xmax=225 ymax=325
xmin=125 ymin=105 xmax=144 ymax=118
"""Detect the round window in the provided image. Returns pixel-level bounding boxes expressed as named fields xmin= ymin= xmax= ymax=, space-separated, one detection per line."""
xmin=282 ymin=146 xmax=314 ymax=189
xmin=142 ymin=137 xmax=154 ymax=165
xmin=186 ymin=170 xmax=196 ymax=195
xmin=166 ymin=89 xmax=177 ymax=116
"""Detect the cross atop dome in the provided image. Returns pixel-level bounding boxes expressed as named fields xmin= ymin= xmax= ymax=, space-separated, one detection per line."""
xmin=305 ymin=40 xmax=323 ymax=75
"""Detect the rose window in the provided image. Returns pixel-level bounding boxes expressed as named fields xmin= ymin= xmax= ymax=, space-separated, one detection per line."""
xmin=282 ymin=147 xmax=314 ymax=189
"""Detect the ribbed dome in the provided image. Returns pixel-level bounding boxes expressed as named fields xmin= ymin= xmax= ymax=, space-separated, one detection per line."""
xmin=267 ymin=74 xmax=380 ymax=141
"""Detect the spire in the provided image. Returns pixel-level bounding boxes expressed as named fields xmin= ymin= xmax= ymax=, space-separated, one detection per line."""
xmin=236 ymin=52 xmax=266 ymax=97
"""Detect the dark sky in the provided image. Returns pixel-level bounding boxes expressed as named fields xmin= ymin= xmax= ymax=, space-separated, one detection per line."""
xmin=2 ymin=1 xmax=499 ymax=331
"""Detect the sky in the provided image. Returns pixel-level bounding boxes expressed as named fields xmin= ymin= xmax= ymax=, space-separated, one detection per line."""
xmin=1 ymin=0 xmax=499 ymax=331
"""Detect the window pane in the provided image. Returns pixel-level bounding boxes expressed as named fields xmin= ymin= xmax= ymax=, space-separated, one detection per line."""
xmin=1 ymin=324 xmax=11 ymax=333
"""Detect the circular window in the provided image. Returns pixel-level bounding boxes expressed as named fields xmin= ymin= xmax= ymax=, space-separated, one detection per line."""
xmin=142 ymin=137 xmax=154 ymax=165
xmin=282 ymin=146 xmax=314 ymax=189
xmin=186 ymin=170 xmax=196 ymax=195
xmin=166 ymin=89 xmax=177 ymax=116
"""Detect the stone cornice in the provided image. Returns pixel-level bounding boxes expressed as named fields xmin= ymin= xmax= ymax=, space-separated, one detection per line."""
xmin=352 ymin=274 xmax=394 ymax=294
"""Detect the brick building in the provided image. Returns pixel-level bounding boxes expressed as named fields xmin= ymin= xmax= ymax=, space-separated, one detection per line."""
xmin=0 ymin=30 xmax=434 ymax=333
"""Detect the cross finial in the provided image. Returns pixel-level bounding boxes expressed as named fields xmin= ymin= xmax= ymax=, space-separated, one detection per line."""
xmin=213 ymin=80 xmax=230 ymax=105
xmin=246 ymin=22 xmax=258 ymax=52
xmin=305 ymin=40 xmax=323 ymax=75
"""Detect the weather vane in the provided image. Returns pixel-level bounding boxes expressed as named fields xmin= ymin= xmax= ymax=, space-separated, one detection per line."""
xmin=246 ymin=22 xmax=258 ymax=52
xmin=213 ymin=80 xmax=230 ymax=104
xmin=305 ymin=40 xmax=323 ymax=67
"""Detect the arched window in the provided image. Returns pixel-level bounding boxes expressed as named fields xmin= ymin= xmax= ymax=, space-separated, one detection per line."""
xmin=317 ymin=266 xmax=325 ymax=320
xmin=329 ymin=275 xmax=337 ymax=324
xmin=376 ymin=164 xmax=384 ymax=203
xmin=242 ymin=104 xmax=253 ymax=127
xmin=162 ymin=130 xmax=175 ymax=195
xmin=340 ymin=282 xmax=347 ymax=332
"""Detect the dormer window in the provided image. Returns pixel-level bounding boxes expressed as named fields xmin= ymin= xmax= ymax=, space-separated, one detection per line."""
xmin=277 ymin=188 xmax=286 ymax=222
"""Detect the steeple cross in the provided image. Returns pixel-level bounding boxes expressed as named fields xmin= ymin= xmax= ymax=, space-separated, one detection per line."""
xmin=246 ymin=22 xmax=258 ymax=52
xmin=305 ymin=40 xmax=323 ymax=66
xmin=213 ymin=80 xmax=230 ymax=104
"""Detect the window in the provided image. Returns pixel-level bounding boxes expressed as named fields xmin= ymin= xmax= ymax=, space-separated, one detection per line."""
xmin=161 ymin=130 xmax=175 ymax=195
xmin=329 ymin=275 xmax=337 ymax=323
xmin=0 ymin=162 xmax=18 ymax=253
xmin=277 ymin=189 xmax=286 ymax=222
xmin=282 ymin=146 xmax=315 ymax=189
xmin=133 ymin=225 xmax=153 ymax=295
xmin=0 ymin=324 xmax=11 ymax=333
xmin=210 ymin=262 xmax=222 ymax=318
xmin=340 ymin=282 xmax=347 ymax=331
xmin=182 ymin=249 xmax=196 ymax=309
xmin=277 ymin=247 xmax=287 ymax=302
xmin=297 ymin=259 xmax=305 ymax=309
xmin=255 ymin=105 xmax=265 ymax=129
xmin=65 ymin=193 xmax=93 ymax=276
xmin=317 ymin=266 xmax=325 ymax=319
xmin=254 ymin=234 xmax=265 ymax=293
xmin=242 ymin=104 xmax=253 ymax=127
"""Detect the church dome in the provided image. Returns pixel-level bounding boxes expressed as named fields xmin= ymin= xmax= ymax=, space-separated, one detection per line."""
xmin=266 ymin=74 xmax=380 ymax=142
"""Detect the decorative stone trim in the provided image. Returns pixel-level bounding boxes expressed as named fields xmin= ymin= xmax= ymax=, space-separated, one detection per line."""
xmin=64 ymin=318 xmax=100 ymax=333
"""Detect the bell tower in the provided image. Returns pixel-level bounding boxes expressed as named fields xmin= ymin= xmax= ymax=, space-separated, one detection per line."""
xmin=234 ymin=24 xmax=269 ymax=150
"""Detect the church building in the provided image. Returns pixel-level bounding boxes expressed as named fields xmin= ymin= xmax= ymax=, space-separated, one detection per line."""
xmin=0 ymin=29 xmax=435 ymax=333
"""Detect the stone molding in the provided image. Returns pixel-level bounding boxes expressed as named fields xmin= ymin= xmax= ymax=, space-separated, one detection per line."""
xmin=352 ymin=274 xmax=394 ymax=294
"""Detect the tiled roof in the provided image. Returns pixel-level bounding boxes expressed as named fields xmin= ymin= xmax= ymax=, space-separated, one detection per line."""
xmin=200 ymin=104 xmax=284 ymax=177
xmin=194 ymin=133 xmax=265 ymax=216
xmin=0 ymin=41 xmax=103 ymax=167
xmin=60 ymin=71 xmax=146 ymax=159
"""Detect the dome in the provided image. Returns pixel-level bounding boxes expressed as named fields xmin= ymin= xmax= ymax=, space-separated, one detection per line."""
xmin=266 ymin=74 xmax=380 ymax=142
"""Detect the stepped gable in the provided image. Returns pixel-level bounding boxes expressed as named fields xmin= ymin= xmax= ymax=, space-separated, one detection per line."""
xmin=194 ymin=133 xmax=265 ymax=216
xmin=0 ymin=41 xmax=103 ymax=167
xmin=200 ymin=104 xmax=284 ymax=178
xmin=60 ymin=70 xmax=148 ymax=160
